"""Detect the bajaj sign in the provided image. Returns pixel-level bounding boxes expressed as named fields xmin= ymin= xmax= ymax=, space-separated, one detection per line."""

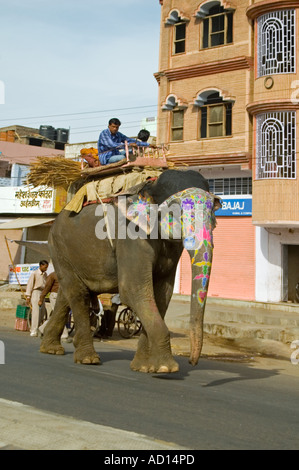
xmin=215 ymin=195 xmax=252 ymax=217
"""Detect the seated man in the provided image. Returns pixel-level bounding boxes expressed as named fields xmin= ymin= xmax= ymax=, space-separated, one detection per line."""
xmin=137 ymin=129 xmax=150 ymax=142
xmin=97 ymin=118 xmax=153 ymax=165
xmin=80 ymin=147 xmax=99 ymax=168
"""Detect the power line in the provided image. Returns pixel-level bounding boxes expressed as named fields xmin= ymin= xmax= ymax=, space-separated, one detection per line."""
xmin=21 ymin=109 xmax=158 ymax=127
xmin=0 ymin=104 xmax=158 ymax=122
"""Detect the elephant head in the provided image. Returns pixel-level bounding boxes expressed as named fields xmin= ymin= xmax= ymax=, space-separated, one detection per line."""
xmin=122 ymin=170 xmax=221 ymax=365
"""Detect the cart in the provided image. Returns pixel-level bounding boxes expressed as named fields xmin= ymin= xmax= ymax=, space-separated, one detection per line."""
xmin=66 ymin=294 xmax=142 ymax=339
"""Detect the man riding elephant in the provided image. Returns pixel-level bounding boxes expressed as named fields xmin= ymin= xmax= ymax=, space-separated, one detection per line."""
xmin=97 ymin=118 xmax=155 ymax=165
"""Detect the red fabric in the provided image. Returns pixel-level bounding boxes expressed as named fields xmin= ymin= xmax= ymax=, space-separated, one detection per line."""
xmin=82 ymin=198 xmax=114 ymax=208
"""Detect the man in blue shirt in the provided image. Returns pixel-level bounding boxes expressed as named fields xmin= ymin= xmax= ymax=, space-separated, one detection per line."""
xmin=97 ymin=118 xmax=152 ymax=165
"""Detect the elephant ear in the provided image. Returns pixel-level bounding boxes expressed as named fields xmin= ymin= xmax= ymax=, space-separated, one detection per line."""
xmin=210 ymin=195 xmax=222 ymax=231
xmin=115 ymin=193 xmax=155 ymax=237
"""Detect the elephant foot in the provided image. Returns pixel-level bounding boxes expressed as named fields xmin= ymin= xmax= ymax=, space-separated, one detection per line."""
xmin=74 ymin=348 xmax=101 ymax=365
xmin=40 ymin=340 xmax=65 ymax=356
xmin=130 ymin=354 xmax=179 ymax=374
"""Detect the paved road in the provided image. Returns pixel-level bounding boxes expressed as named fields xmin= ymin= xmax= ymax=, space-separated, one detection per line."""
xmin=0 ymin=330 xmax=299 ymax=450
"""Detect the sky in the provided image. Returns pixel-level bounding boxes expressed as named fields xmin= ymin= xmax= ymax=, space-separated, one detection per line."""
xmin=0 ymin=0 xmax=161 ymax=143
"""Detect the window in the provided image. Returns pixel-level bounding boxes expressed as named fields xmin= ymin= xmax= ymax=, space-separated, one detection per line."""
xmin=256 ymin=111 xmax=296 ymax=179
xmin=174 ymin=21 xmax=186 ymax=54
xmin=202 ymin=5 xmax=233 ymax=49
xmin=165 ymin=9 xmax=188 ymax=54
xmin=257 ymin=10 xmax=295 ymax=76
xmin=171 ymin=109 xmax=184 ymax=141
xmin=208 ymin=178 xmax=252 ymax=196
xmin=199 ymin=92 xmax=232 ymax=139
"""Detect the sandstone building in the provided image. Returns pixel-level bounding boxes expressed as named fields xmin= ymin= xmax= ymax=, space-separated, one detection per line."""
xmin=156 ymin=0 xmax=299 ymax=302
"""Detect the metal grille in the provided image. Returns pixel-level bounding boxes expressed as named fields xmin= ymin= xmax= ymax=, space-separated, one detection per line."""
xmin=257 ymin=9 xmax=295 ymax=76
xmin=208 ymin=178 xmax=252 ymax=195
xmin=256 ymin=111 xmax=296 ymax=179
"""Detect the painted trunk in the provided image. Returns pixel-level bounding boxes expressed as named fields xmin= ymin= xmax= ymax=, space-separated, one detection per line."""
xmin=179 ymin=188 xmax=215 ymax=365
xmin=188 ymin=245 xmax=213 ymax=365
xmin=159 ymin=187 xmax=217 ymax=365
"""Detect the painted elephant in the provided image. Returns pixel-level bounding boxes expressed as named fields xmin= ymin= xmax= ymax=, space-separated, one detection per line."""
xmin=40 ymin=169 xmax=221 ymax=373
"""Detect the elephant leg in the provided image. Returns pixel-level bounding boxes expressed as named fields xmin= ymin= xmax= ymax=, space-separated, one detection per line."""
xmin=130 ymin=269 xmax=178 ymax=373
xmin=42 ymin=271 xmax=100 ymax=364
xmin=153 ymin=269 xmax=177 ymax=321
xmin=120 ymin=283 xmax=178 ymax=373
xmin=130 ymin=320 xmax=178 ymax=373
xmin=40 ymin=290 xmax=69 ymax=356
xmin=116 ymin=237 xmax=179 ymax=373
xmin=70 ymin=286 xmax=100 ymax=365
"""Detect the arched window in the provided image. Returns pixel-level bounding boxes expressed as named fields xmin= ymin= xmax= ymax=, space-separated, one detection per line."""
xmin=257 ymin=10 xmax=295 ymax=76
xmin=195 ymin=2 xmax=234 ymax=49
xmin=162 ymin=95 xmax=188 ymax=142
xmin=195 ymin=91 xmax=233 ymax=139
xmin=171 ymin=109 xmax=184 ymax=141
xmin=257 ymin=112 xmax=296 ymax=179
xmin=165 ymin=10 xmax=189 ymax=55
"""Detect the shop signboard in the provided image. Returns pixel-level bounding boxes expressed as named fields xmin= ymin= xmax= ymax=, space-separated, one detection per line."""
xmin=0 ymin=186 xmax=54 ymax=214
xmin=215 ymin=195 xmax=252 ymax=217
xmin=8 ymin=263 xmax=39 ymax=285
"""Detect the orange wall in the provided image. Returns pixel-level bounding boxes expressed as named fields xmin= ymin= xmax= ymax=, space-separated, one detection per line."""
xmin=180 ymin=217 xmax=255 ymax=300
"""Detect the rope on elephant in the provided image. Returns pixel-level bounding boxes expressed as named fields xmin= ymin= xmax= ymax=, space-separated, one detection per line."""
xmin=97 ymin=194 xmax=114 ymax=248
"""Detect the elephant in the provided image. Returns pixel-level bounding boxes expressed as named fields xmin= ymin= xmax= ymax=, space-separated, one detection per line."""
xmin=40 ymin=169 xmax=221 ymax=373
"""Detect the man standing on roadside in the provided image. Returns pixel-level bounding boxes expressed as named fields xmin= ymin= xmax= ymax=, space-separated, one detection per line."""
xmin=38 ymin=271 xmax=70 ymax=341
xmin=25 ymin=260 xmax=48 ymax=337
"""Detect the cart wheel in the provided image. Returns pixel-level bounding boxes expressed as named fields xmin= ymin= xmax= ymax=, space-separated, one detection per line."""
xmin=66 ymin=310 xmax=100 ymax=337
xmin=117 ymin=307 xmax=141 ymax=338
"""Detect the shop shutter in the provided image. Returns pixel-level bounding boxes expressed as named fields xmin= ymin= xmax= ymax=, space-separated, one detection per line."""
xmin=179 ymin=217 xmax=255 ymax=300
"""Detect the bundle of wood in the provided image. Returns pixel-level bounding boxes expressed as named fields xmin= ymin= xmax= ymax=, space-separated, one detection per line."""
xmin=26 ymin=156 xmax=82 ymax=190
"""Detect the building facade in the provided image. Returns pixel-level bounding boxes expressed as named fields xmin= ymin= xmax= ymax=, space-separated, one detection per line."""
xmin=247 ymin=1 xmax=299 ymax=303
xmin=156 ymin=0 xmax=299 ymax=302
xmin=0 ymin=141 xmax=67 ymax=281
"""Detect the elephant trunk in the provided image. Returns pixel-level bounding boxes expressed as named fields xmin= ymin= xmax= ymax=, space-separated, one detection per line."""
xmin=187 ymin=245 xmax=213 ymax=366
